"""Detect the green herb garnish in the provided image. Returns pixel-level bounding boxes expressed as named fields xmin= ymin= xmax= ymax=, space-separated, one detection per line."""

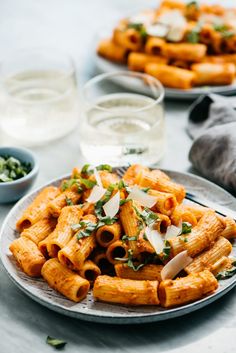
xmin=216 ymin=261 xmax=236 ymax=280
xmin=80 ymin=178 xmax=96 ymax=189
xmin=127 ymin=23 xmax=147 ymax=39
xmin=187 ymin=30 xmax=199 ymax=43
xmin=213 ymin=24 xmax=228 ymax=32
xmin=119 ymin=199 xmax=129 ymax=206
xmin=186 ymin=0 xmax=199 ymax=8
xmin=0 ymin=155 xmax=31 ymax=183
xmin=81 ymin=163 xmax=112 ymax=176
xmin=162 ymin=240 xmax=171 ymax=260
xmin=181 ymin=222 xmax=192 ymax=234
xmin=77 ymin=221 xmax=97 ymax=240
xmin=127 ymin=249 xmax=145 ymax=271
xmin=141 ymin=187 xmax=150 ymax=193
xmin=65 ymin=196 xmax=74 ymax=206
xmin=46 ymin=336 xmax=67 ymax=350
xmin=61 ymin=179 xmax=80 ymax=192
xmin=121 ymin=235 xmax=138 ymax=242
xmin=221 ymin=30 xmax=235 ymax=38
xmin=135 ymin=207 xmax=159 ymax=226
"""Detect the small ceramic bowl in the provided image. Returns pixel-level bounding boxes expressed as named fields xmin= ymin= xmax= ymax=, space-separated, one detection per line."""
xmin=0 ymin=146 xmax=39 ymax=203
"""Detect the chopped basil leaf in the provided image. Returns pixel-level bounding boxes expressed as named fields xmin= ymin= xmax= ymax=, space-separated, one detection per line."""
xmin=77 ymin=221 xmax=97 ymax=240
xmin=122 ymin=235 xmax=138 ymax=242
xmin=127 ymin=23 xmax=147 ymax=39
xmin=61 ymin=179 xmax=80 ymax=192
xmin=135 ymin=207 xmax=159 ymax=227
xmin=96 ymin=164 xmax=113 ymax=172
xmin=81 ymin=163 xmax=92 ymax=175
xmin=120 ymin=199 xmax=129 ymax=206
xmin=162 ymin=240 xmax=171 ymax=260
xmin=97 ymin=216 xmax=117 ymax=228
xmin=80 ymin=178 xmax=96 ymax=189
xmin=180 ymin=236 xmax=188 ymax=243
xmin=181 ymin=222 xmax=192 ymax=234
xmin=94 ymin=185 xmax=114 ymax=219
xmin=118 ymin=179 xmax=128 ymax=189
xmin=0 ymin=155 xmax=31 ymax=183
xmin=187 ymin=30 xmax=199 ymax=43
xmin=46 ymin=336 xmax=67 ymax=349
xmin=213 ymin=24 xmax=228 ymax=32
xmin=141 ymin=187 xmax=150 ymax=193
xmin=221 ymin=30 xmax=235 ymax=38
xmin=216 ymin=261 xmax=236 ymax=280
xmin=187 ymin=0 xmax=199 ymax=8
xmin=65 ymin=196 xmax=74 ymax=206
xmin=127 ymin=249 xmax=145 ymax=271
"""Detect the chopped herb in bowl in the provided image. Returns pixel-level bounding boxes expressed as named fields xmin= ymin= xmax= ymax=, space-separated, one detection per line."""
xmin=0 ymin=155 xmax=32 ymax=183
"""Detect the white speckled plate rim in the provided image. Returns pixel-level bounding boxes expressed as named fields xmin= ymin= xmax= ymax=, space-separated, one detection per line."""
xmin=0 ymin=168 xmax=235 ymax=324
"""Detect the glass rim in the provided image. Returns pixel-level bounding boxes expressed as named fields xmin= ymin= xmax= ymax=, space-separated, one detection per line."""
xmin=83 ymin=71 xmax=165 ymax=113
xmin=0 ymin=46 xmax=76 ymax=83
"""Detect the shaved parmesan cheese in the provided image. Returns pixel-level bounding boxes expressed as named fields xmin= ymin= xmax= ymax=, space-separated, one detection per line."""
xmin=158 ymin=10 xmax=186 ymax=27
xmin=129 ymin=11 xmax=154 ymax=26
xmin=146 ymin=23 xmax=169 ymax=37
xmin=86 ymin=185 xmax=106 ymax=203
xmin=103 ymin=191 xmax=120 ymax=219
xmin=94 ymin=168 xmax=102 ymax=187
xmin=145 ymin=225 xmax=164 ymax=254
xmin=128 ymin=185 xmax=157 ymax=208
xmin=167 ymin=25 xmax=185 ymax=42
xmin=161 ymin=250 xmax=193 ymax=280
xmin=165 ymin=225 xmax=181 ymax=240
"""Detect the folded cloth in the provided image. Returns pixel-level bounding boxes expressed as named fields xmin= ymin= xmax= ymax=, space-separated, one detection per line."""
xmin=187 ymin=94 xmax=236 ymax=195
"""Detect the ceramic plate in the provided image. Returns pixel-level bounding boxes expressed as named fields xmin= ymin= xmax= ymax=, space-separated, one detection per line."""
xmin=0 ymin=168 xmax=236 ymax=324
xmin=95 ymin=55 xmax=236 ymax=100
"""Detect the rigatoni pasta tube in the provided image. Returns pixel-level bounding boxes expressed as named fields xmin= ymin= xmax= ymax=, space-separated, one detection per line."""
xmin=185 ymin=236 xmax=232 ymax=274
xmin=106 ymin=240 xmax=129 ymax=264
xmin=115 ymin=263 xmax=163 ymax=281
xmin=181 ymin=203 xmax=211 ymax=221
xmin=79 ymin=260 xmax=101 ymax=284
xmin=97 ymin=38 xmax=128 ymax=63
xmin=170 ymin=204 xmax=197 ymax=226
xmin=123 ymin=164 xmax=149 ymax=185
xmin=9 ymin=237 xmax=46 ymax=277
xmin=93 ymin=251 xmax=114 ymax=275
xmin=161 ymin=43 xmax=207 ymax=62
xmin=96 ymin=222 xmax=121 ymax=247
xmin=16 ymin=186 xmax=60 ymax=231
xmin=148 ymin=189 xmax=177 ymax=216
xmin=93 ymin=275 xmax=160 ymax=305
xmin=145 ymin=63 xmax=196 ymax=89
xmin=191 ymin=63 xmax=235 ymax=86
xmin=128 ymin=52 xmax=167 ymax=72
xmin=41 ymin=258 xmax=90 ymax=302
xmin=135 ymin=170 xmax=185 ymax=203
xmin=21 ymin=217 xmax=57 ymax=245
xmin=113 ymin=28 xmax=143 ymax=51
xmin=47 ymin=206 xmax=83 ymax=258
xmin=159 ymin=270 xmax=218 ymax=308
xmin=145 ymin=37 xmax=165 ymax=56
xmin=221 ymin=217 xmax=236 ymax=239
xmin=169 ymin=211 xmax=225 ymax=257
xmin=58 ymin=215 xmax=97 ymax=270
xmin=120 ymin=200 xmax=143 ymax=255
xmin=47 ymin=189 xmax=82 ymax=218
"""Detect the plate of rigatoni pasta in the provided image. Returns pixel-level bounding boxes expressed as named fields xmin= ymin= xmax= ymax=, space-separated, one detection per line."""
xmin=95 ymin=0 xmax=236 ymax=99
xmin=1 ymin=164 xmax=236 ymax=324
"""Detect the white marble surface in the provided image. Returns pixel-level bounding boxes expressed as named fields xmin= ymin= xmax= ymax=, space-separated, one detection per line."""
xmin=0 ymin=0 xmax=235 ymax=352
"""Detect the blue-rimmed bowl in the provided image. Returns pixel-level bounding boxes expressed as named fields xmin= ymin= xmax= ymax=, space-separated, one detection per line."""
xmin=0 ymin=146 xmax=39 ymax=203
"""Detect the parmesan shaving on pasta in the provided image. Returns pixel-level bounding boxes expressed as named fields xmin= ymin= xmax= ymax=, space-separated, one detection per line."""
xmin=103 ymin=191 xmax=120 ymax=219
xmin=145 ymin=225 xmax=164 ymax=254
xmin=128 ymin=185 xmax=157 ymax=208
xmin=86 ymin=185 xmax=106 ymax=203
xmin=161 ymin=250 xmax=193 ymax=280
xmin=129 ymin=12 xmax=154 ymax=26
xmin=93 ymin=167 xmax=102 ymax=187
xmin=146 ymin=24 xmax=169 ymax=38
xmin=165 ymin=225 xmax=181 ymax=240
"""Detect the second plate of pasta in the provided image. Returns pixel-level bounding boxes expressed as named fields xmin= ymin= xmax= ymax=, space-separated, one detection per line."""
xmin=1 ymin=166 xmax=236 ymax=324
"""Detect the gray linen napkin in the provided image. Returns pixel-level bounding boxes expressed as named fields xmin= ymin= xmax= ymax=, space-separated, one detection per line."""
xmin=187 ymin=94 xmax=236 ymax=195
